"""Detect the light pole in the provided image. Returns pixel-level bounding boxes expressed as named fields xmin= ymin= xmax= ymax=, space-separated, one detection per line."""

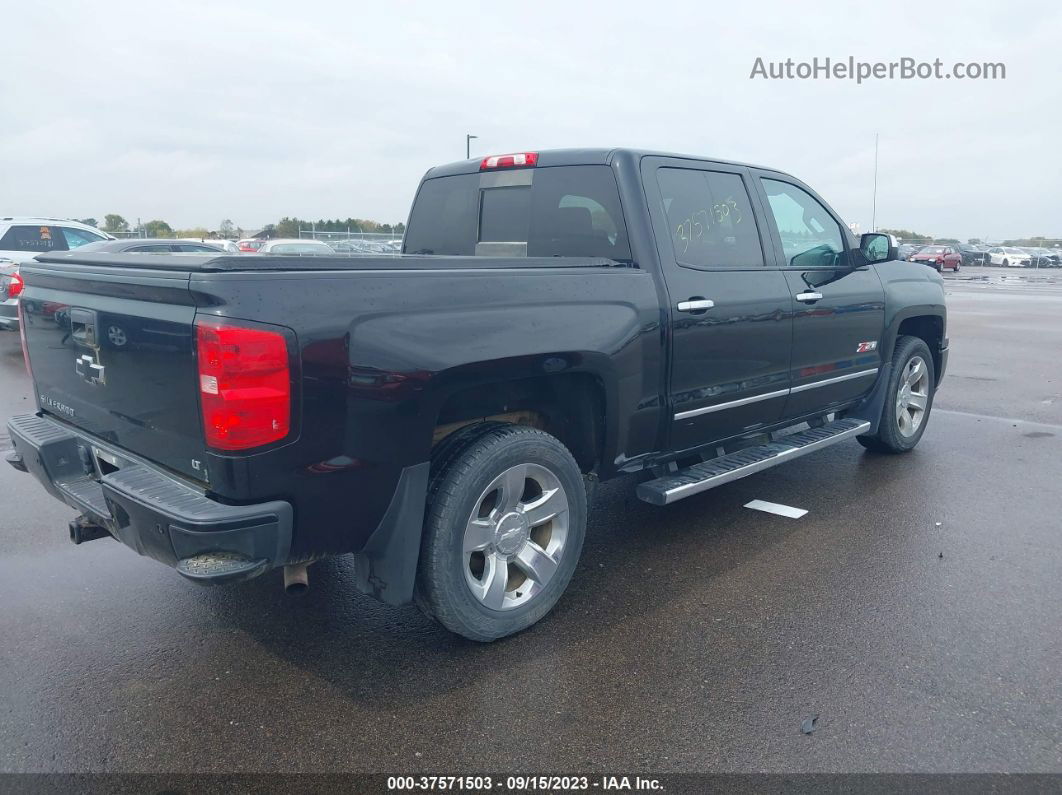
xmin=871 ymin=132 xmax=879 ymax=232
xmin=466 ymin=134 xmax=478 ymax=160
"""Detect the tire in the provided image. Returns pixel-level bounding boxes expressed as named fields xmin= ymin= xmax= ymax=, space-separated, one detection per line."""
xmin=953 ymin=262 xmax=960 ymax=272
xmin=1003 ymin=259 xmax=1009 ymax=267
xmin=857 ymin=336 xmax=936 ymax=454
xmin=416 ymin=424 xmax=587 ymax=642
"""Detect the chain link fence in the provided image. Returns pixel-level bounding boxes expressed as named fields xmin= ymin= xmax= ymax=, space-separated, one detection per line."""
xmin=298 ymin=228 xmax=401 ymax=242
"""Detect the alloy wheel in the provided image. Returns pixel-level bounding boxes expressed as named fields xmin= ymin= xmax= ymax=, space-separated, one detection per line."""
xmin=896 ymin=356 xmax=930 ymax=438
xmin=462 ymin=463 xmax=570 ymax=611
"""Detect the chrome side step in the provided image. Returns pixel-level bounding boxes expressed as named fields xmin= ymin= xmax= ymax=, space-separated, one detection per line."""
xmin=636 ymin=418 xmax=871 ymax=506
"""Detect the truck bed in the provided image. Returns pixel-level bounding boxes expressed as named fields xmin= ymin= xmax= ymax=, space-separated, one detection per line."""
xmin=17 ymin=252 xmax=661 ymax=566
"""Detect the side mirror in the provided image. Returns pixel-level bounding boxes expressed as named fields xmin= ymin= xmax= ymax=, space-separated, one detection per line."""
xmin=860 ymin=232 xmax=894 ymax=264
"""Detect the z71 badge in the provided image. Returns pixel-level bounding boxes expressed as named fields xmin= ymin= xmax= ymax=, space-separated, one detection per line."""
xmin=856 ymin=341 xmax=878 ymax=353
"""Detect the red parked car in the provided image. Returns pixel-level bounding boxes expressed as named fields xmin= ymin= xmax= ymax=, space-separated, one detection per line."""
xmin=237 ymin=238 xmax=265 ymax=252
xmin=910 ymin=245 xmax=961 ymax=272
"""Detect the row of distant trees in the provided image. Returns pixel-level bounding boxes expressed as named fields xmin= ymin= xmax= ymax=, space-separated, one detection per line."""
xmin=72 ymin=217 xmax=1055 ymax=248
xmin=273 ymin=217 xmax=405 ymax=237
xmin=74 ymin=215 xmax=405 ymax=239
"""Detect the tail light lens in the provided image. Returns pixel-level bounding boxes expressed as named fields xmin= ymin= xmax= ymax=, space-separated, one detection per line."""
xmin=0 ymin=270 xmax=21 ymax=300
xmin=8 ymin=271 xmax=24 ymax=299
xmin=195 ymin=319 xmax=291 ymax=451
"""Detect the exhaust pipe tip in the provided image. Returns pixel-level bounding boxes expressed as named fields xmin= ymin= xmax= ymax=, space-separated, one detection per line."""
xmin=283 ymin=563 xmax=309 ymax=595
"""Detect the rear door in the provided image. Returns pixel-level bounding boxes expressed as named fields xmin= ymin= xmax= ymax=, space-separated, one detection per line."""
xmin=752 ymin=173 xmax=885 ymax=419
xmin=643 ymin=158 xmax=793 ymax=451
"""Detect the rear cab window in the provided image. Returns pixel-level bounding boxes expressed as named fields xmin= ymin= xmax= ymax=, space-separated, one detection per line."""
xmin=403 ymin=165 xmax=632 ymax=262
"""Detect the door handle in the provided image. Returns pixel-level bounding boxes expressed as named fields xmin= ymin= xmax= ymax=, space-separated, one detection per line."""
xmin=795 ymin=292 xmax=823 ymax=303
xmin=676 ymin=299 xmax=715 ymax=312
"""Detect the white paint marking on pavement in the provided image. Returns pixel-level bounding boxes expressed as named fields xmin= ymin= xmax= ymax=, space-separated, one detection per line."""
xmin=744 ymin=500 xmax=808 ymax=519
xmin=935 ymin=409 xmax=1062 ymax=431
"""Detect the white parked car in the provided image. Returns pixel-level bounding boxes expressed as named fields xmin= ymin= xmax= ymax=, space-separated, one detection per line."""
xmin=0 ymin=256 xmax=20 ymax=332
xmin=0 ymin=217 xmax=113 ymax=264
xmin=986 ymin=247 xmax=1031 ymax=267
xmin=0 ymin=218 xmax=114 ymax=331
xmin=257 ymin=239 xmax=336 ymax=256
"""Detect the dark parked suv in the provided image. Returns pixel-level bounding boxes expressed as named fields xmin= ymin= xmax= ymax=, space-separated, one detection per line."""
xmin=957 ymin=244 xmax=989 ymax=266
xmin=7 ymin=149 xmax=947 ymax=641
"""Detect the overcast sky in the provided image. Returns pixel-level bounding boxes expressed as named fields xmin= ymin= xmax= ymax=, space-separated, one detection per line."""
xmin=3 ymin=0 xmax=1059 ymax=240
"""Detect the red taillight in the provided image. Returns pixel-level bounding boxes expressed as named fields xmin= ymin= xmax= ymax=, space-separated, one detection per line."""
xmin=7 ymin=271 xmax=23 ymax=299
xmin=195 ymin=319 xmax=291 ymax=451
xmin=480 ymin=152 xmax=538 ymax=170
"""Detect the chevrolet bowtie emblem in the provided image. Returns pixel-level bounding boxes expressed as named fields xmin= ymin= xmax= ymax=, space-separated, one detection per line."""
xmin=75 ymin=353 xmax=106 ymax=386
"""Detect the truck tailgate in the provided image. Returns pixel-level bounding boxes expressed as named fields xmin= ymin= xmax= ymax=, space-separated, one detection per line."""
xmin=18 ymin=262 xmax=208 ymax=483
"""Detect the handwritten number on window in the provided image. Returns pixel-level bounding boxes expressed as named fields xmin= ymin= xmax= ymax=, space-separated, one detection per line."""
xmin=674 ymin=196 xmax=742 ymax=254
xmin=675 ymin=219 xmax=691 ymax=253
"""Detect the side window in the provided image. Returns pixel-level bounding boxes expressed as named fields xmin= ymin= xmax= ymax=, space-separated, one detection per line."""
xmin=127 ymin=245 xmax=175 ymax=253
xmin=60 ymin=227 xmax=106 ymax=249
xmin=761 ymin=179 xmax=846 ymax=268
xmin=175 ymin=244 xmax=223 ymax=253
xmin=0 ymin=225 xmax=68 ymax=253
xmin=655 ymin=168 xmax=764 ymax=269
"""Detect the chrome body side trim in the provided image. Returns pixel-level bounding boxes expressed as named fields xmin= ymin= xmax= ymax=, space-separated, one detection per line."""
xmin=789 ymin=368 xmax=879 ymax=394
xmin=674 ymin=388 xmax=790 ymax=421
xmin=672 ymin=369 xmax=879 ymax=420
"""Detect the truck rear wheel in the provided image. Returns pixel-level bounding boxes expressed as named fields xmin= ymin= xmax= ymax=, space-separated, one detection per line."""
xmin=857 ymin=335 xmax=936 ymax=454
xmin=416 ymin=424 xmax=587 ymax=642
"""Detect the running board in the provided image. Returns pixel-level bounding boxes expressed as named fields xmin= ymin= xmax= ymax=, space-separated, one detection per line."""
xmin=636 ymin=418 xmax=871 ymax=506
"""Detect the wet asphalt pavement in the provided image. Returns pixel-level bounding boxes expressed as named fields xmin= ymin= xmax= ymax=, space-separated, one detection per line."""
xmin=0 ymin=266 xmax=1059 ymax=774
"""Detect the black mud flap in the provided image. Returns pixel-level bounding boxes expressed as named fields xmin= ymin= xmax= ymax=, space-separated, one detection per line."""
xmin=352 ymin=461 xmax=431 ymax=606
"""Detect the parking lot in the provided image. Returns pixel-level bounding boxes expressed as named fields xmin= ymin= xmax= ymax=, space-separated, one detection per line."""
xmin=0 ymin=266 xmax=1058 ymax=774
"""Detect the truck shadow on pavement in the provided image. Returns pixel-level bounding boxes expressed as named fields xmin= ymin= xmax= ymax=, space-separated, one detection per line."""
xmin=194 ymin=448 xmax=896 ymax=711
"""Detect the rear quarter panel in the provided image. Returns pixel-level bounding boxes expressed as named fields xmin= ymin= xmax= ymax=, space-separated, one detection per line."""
xmin=192 ymin=265 xmax=662 ymax=558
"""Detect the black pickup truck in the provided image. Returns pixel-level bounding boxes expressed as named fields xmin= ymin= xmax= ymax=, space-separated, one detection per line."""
xmin=6 ymin=148 xmax=947 ymax=641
